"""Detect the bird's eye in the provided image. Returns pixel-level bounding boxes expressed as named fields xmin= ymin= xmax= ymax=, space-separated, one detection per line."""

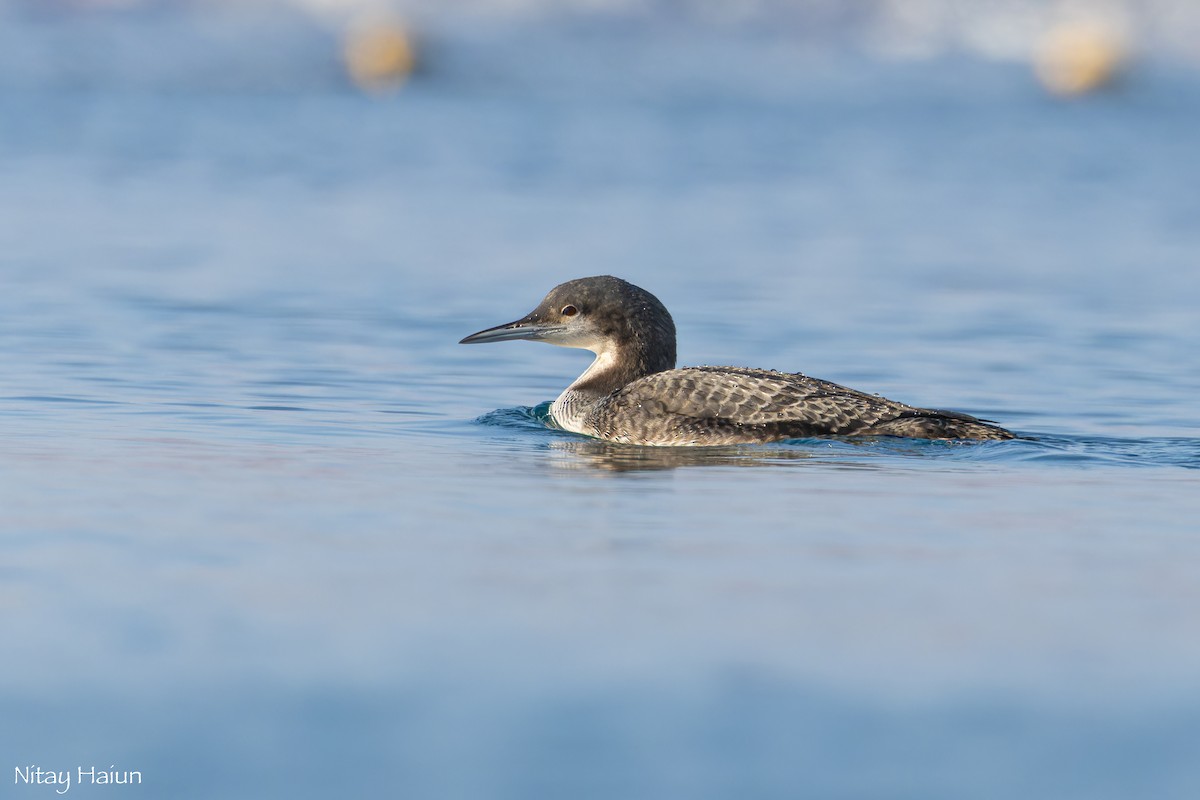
xmin=560 ymin=305 xmax=578 ymax=317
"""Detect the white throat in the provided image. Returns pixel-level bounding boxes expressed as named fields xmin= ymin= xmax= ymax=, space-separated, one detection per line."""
xmin=549 ymin=347 xmax=619 ymax=435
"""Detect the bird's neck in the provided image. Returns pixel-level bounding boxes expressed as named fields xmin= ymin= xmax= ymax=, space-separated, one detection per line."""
xmin=567 ymin=338 xmax=673 ymax=401
xmin=550 ymin=339 xmax=671 ymax=434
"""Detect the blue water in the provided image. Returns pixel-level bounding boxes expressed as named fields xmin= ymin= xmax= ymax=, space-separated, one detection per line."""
xmin=2 ymin=7 xmax=1200 ymax=799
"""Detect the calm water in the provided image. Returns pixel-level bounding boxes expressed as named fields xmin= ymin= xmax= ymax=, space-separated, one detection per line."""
xmin=2 ymin=9 xmax=1200 ymax=799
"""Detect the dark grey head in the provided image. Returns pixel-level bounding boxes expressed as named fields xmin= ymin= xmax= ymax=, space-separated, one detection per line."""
xmin=460 ymin=276 xmax=677 ymax=378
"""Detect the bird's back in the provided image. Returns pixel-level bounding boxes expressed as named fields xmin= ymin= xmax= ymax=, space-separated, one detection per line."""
xmin=585 ymin=366 xmax=1013 ymax=445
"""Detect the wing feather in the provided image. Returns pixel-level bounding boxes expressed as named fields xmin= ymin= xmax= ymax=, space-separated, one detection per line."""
xmin=588 ymin=366 xmax=1011 ymax=445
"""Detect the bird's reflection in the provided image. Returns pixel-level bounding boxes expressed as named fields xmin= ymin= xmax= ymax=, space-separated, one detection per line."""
xmin=543 ymin=436 xmax=876 ymax=473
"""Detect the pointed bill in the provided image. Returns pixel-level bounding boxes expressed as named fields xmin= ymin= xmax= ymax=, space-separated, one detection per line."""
xmin=459 ymin=316 xmax=565 ymax=345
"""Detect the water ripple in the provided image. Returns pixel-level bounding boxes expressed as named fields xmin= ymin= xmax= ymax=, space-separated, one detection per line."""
xmin=472 ymin=406 xmax=1200 ymax=471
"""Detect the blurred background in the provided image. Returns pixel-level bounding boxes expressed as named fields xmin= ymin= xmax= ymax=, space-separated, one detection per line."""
xmin=2 ymin=1 xmax=1199 ymax=799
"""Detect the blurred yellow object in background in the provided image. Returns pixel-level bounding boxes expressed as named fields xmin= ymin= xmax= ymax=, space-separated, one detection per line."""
xmin=1035 ymin=21 xmax=1127 ymax=97
xmin=343 ymin=17 xmax=417 ymax=93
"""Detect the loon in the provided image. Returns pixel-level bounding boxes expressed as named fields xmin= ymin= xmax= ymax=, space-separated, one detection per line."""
xmin=460 ymin=276 xmax=1014 ymax=446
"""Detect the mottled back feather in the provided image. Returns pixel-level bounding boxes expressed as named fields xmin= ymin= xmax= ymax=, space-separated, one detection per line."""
xmin=588 ymin=366 xmax=1012 ymax=445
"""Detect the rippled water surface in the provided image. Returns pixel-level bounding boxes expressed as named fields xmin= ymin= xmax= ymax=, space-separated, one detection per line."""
xmin=2 ymin=10 xmax=1200 ymax=800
